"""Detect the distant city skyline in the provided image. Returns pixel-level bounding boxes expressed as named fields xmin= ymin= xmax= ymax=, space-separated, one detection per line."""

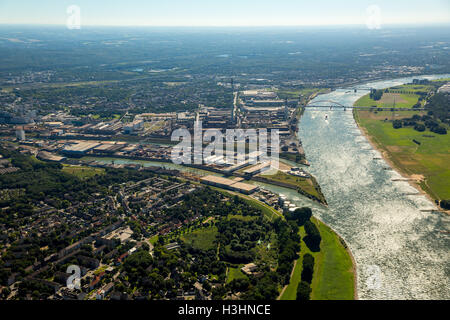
xmin=0 ymin=0 xmax=449 ymax=27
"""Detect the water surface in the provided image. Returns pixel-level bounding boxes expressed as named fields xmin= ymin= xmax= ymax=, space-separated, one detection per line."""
xmin=297 ymin=74 xmax=450 ymax=299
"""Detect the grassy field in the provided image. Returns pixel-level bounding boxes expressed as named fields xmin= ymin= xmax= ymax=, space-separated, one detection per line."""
xmin=354 ymin=91 xmax=421 ymax=109
xmin=226 ymin=266 xmax=248 ymax=283
xmin=180 ymin=227 xmax=218 ymax=251
xmin=148 ymin=235 xmax=159 ymax=245
xmin=262 ymin=171 xmax=324 ymax=202
xmin=388 ymin=84 xmax=434 ymax=93
xmin=353 ymin=81 xmax=439 ymax=109
xmin=310 ymin=219 xmax=354 ymax=300
xmin=279 ymin=223 xmax=310 ymax=300
xmin=62 ymin=165 xmax=105 ymax=179
xmin=280 ymin=217 xmax=355 ymax=300
xmin=354 ymin=80 xmax=450 ymax=201
xmin=432 ymin=78 xmax=450 ymax=82
xmin=355 ymin=109 xmax=450 ymax=201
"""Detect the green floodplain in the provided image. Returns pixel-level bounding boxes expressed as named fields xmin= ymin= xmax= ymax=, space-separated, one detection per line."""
xmin=261 ymin=171 xmax=327 ymax=204
xmin=354 ymin=80 xmax=450 ymax=202
xmin=279 ymin=217 xmax=355 ymax=300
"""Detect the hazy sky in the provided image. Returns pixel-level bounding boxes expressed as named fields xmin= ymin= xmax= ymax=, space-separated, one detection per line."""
xmin=0 ymin=0 xmax=449 ymax=27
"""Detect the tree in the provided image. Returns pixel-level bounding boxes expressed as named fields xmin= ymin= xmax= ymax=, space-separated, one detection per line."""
xmin=414 ymin=124 xmax=425 ymax=132
xmin=141 ymin=242 xmax=150 ymax=252
xmin=296 ymin=281 xmax=312 ymax=300
xmin=425 ymin=92 xmax=449 ymax=124
xmin=440 ymin=200 xmax=450 ymax=210
xmin=370 ymin=89 xmax=383 ymax=101
xmin=303 ymin=221 xmax=321 ymax=252
xmin=301 ymin=253 xmax=315 ymax=283
xmin=289 ymin=207 xmax=312 ymax=226
xmin=431 ymin=126 xmax=447 ymax=135
xmin=32 ymin=290 xmax=40 ymax=300
xmin=203 ymin=281 xmax=212 ymax=292
xmin=1 ymin=287 xmax=11 ymax=299
xmin=393 ymin=120 xmax=402 ymax=129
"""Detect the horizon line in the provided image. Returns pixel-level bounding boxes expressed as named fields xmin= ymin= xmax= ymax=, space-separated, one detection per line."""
xmin=1 ymin=22 xmax=450 ymax=28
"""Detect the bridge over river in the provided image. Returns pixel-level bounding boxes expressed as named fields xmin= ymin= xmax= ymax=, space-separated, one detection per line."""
xmin=303 ymin=100 xmax=425 ymax=111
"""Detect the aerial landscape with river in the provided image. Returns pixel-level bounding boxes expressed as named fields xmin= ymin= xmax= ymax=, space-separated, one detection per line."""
xmin=77 ymin=74 xmax=450 ymax=300
xmin=0 ymin=4 xmax=449 ymax=306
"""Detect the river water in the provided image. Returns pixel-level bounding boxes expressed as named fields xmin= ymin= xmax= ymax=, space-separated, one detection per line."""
xmin=85 ymin=74 xmax=449 ymax=300
xmin=296 ymin=74 xmax=450 ymax=300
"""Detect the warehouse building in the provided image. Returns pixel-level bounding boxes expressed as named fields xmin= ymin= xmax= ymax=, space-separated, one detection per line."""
xmin=93 ymin=143 xmax=125 ymax=154
xmin=243 ymin=162 xmax=272 ymax=176
xmin=62 ymin=142 xmax=101 ymax=156
xmin=200 ymin=175 xmax=259 ymax=194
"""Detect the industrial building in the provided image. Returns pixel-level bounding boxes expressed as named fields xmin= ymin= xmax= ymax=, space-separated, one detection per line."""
xmin=79 ymin=121 xmax=124 ymax=135
xmin=62 ymin=142 xmax=101 ymax=156
xmin=243 ymin=162 xmax=272 ymax=176
xmin=123 ymin=120 xmax=144 ymax=134
xmin=200 ymin=175 xmax=259 ymax=194
xmin=37 ymin=151 xmax=66 ymax=162
xmin=223 ymin=159 xmax=251 ymax=174
xmin=93 ymin=143 xmax=125 ymax=154
xmin=200 ymin=107 xmax=235 ymax=129
xmin=246 ymin=99 xmax=285 ymax=107
xmin=241 ymin=90 xmax=277 ymax=100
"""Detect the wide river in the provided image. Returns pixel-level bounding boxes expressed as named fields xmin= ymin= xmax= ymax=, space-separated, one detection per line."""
xmin=295 ymin=74 xmax=450 ymax=300
xmin=86 ymin=74 xmax=450 ymax=300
